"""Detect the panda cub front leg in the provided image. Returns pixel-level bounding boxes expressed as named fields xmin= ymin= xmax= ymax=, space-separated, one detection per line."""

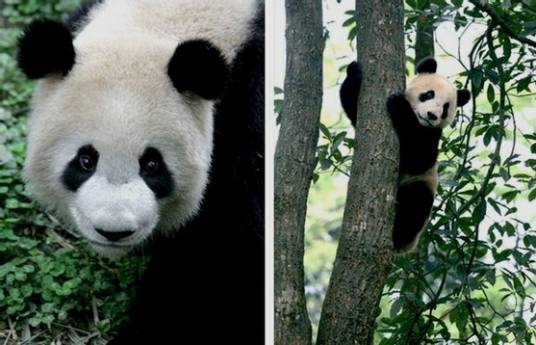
xmin=386 ymin=92 xmax=418 ymax=137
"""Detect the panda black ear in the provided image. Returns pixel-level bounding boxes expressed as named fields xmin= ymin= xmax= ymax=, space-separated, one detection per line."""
xmin=416 ymin=57 xmax=437 ymax=74
xmin=17 ymin=19 xmax=75 ymax=79
xmin=168 ymin=40 xmax=230 ymax=100
xmin=457 ymin=89 xmax=471 ymax=107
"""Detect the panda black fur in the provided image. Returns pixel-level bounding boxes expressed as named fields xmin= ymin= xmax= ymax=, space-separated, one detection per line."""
xmin=18 ymin=0 xmax=264 ymax=344
xmin=340 ymin=58 xmax=470 ymax=252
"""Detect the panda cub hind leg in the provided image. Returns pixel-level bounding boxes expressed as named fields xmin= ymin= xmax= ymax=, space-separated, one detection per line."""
xmin=393 ymin=180 xmax=434 ymax=252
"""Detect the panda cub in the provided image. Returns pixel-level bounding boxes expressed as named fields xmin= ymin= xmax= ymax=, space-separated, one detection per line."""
xmin=18 ymin=0 xmax=264 ymax=343
xmin=340 ymin=58 xmax=471 ymax=251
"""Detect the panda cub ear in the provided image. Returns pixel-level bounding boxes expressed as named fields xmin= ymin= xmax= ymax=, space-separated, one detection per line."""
xmin=457 ymin=89 xmax=471 ymax=107
xmin=17 ymin=19 xmax=76 ymax=79
xmin=416 ymin=57 xmax=437 ymax=74
xmin=168 ymin=40 xmax=230 ymax=100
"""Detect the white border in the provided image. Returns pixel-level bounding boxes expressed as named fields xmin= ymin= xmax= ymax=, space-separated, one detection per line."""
xmin=264 ymin=0 xmax=275 ymax=343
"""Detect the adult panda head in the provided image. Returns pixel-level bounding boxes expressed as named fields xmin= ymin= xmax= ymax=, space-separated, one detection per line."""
xmin=17 ymin=19 xmax=230 ymax=257
xmin=405 ymin=57 xmax=471 ymax=129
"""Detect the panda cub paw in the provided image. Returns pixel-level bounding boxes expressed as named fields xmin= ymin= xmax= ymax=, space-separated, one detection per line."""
xmin=346 ymin=61 xmax=362 ymax=80
xmin=386 ymin=92 xmax=411 ymax=121
xmin=386 ymin=92 xmax=406 ymax=113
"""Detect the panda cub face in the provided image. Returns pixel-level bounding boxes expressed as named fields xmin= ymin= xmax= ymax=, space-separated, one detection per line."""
xmin=405 ymin=74 xmax=457 ymax=128
xmin=18 ymin=21 xmax=230 ymax=257
xmin=405 ymin=58 xmax=470 ymax=129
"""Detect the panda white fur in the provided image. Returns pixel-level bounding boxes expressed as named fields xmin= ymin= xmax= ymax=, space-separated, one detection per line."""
xmin=18 ymin=0 xmax=264 ymax=343
xmin=340 ymin=57 xmax=470 ymax=252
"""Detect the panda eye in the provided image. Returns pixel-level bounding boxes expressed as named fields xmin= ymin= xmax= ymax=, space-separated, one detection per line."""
xmin=419 ymin=90 xmax=435 ymax=102
xmin=76 ymin=145 xmax=98 ymax=172
xmin=142 ymin=160 xmax=160 ymax=175
xmin=139 ymin=147 xmax=164 ymax=176
xmin=79 ymin=155 xmax=95 ymax=171
xmin=138 ymin=147 xmax=174 ymax=198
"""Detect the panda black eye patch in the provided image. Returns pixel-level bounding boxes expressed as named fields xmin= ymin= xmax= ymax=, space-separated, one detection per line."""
xmin=441 ymin=102 xmax=450 ymax=119
xmin=419 ymin=90 xmax=435 ymax=102
xmin=139 ymin=147 xmax=174 ymax=199
xmin=61 ymin=145 xmax=99 ymax=191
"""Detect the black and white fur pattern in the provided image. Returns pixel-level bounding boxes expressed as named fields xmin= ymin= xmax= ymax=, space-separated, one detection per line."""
xmin=340 ymin=58 xmax=470 ymax=252
xmin=19 ymin=0 xmax=256 ymax=256
xmin=18 ymin=0 xmax=264 ymax=343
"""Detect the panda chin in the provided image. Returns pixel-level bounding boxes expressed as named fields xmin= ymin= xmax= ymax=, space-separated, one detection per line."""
xmin=89 ymin=241 xmax=133 ymax=258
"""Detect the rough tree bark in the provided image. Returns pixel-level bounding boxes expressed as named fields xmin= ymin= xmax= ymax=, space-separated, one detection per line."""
xmin=415 ymin=0 xmax=435 ymax=69
xmin=316 ymin=1 xmax=405 ymax=345
xmin=274 ymin=1 xmax=324 ymax=345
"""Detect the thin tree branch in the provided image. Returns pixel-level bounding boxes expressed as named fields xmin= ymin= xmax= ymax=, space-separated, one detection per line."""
xmin=469 ymin=0 xmax=536 ymax=48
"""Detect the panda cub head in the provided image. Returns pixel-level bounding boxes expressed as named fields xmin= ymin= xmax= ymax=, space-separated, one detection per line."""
xmin=18 ymin=19 xmax=230 ymax=257
xmin=405 ymin=57 xmax=471 ymax=129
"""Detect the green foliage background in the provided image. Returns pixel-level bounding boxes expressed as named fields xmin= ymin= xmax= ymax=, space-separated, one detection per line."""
xmin=278 ymin=0 xmax=536 ymax=343
xmin=0 ymin=1 xmax=146 ymax=344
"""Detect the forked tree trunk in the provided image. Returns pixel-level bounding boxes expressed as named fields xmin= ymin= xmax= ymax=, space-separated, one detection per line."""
xmin=274 ymin=1 xmax=324 ymax=345
xmin=316 ymin=1 xmax=405 ymax=344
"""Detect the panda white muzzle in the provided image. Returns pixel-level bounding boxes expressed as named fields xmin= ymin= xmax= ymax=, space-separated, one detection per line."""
xmin=69 ymin=175 xmax=159 ymax=256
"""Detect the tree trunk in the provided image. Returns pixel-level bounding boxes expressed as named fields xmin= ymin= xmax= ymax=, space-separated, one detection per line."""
xmin=316 ymin=1 xmax=405 ymax=345
xmin=274 ymin=1 xmax=324 ymax=345
xmin=415 ymin=1 xmax=435 ymax=69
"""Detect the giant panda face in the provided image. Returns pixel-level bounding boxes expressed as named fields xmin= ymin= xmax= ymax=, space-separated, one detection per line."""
xmin=18 ymin=21 xmax=229 ymax=257
xmin=405 ymin=58 xmax=470 ymax=129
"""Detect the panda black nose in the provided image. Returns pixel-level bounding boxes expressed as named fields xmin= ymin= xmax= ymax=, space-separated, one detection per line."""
xmin=427 ymin=112 xmax=438 ymax=120
xmin=95 ymin=228 xmax=135 ymax=242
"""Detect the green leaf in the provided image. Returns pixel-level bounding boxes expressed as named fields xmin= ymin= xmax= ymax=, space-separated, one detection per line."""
xmin=474 ymin=199 xmax=487 ymax=223
xmin=487 ymin=84 xmax=495 ymax=103
xmin=342 ymin=17 xmax=354 ymax=27
xmin=502 ymin=190 xmax=519 ymax=202
xmin=529 ymin=188 xmax=536 ymax=201
xmin=319 ymin=158 xmax=332 ymax=170
xmin=503 ymin=222 xmax=515 ymax=236
xmin=516 ymin=76 xmax=532 ymax=93
xmin=470 ymin=69 xmax=484 ymax=93
xmin=319 ymin=123 xmax=331 ymax=140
